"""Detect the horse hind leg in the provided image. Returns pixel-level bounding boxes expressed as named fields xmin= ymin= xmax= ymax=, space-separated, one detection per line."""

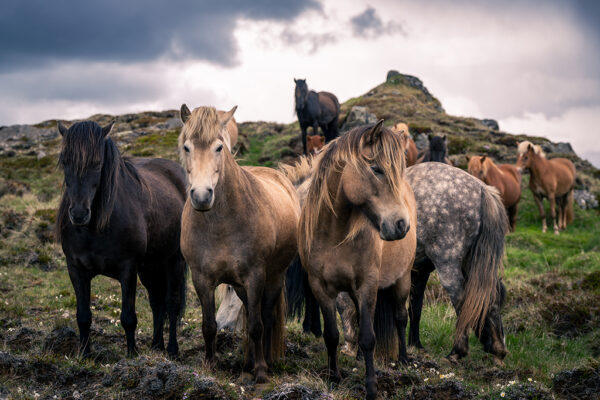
xmin=549 ymin=193 xmax=559 ymax=235
xmin=261 ymin=278 xmax=285 ymax=368
xmin=245 ymin=278 xmax=268 ymax=383
xmin=507 ymin=203 xmax=518 ymax=232
xmin=119 ymin=262 xmax=139 ymax=357
xmin=532 ymin=192 xmax=547 ymax=232
xmin=139 ymin=270 xmax=167 ymax=352
xmin=165 ymin=256 xmax=186 ymax=357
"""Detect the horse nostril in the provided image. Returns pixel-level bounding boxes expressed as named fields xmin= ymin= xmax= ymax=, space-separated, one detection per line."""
xmin=207 ymin=188 xmax=213 ymax=196
xmin=396 ymin=219 xmax=407 ymax=233
xmin=190 ymin=189 xmax=196 ymax=199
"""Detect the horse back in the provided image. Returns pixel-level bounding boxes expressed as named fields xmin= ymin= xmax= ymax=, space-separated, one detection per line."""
xmin=318 ymin=91 xmax=340 ymax=114
xmin=549 ymin=158 xmax=576 ymax=191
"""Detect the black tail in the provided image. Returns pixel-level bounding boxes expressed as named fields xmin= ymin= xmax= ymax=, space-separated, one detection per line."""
xmin=373 ymin=286 xmax=398 ymax=360
xmin=286 ymin=255 xmax=305 ymax=319
xmin=178 ymin=261 xmax=188 ymax=324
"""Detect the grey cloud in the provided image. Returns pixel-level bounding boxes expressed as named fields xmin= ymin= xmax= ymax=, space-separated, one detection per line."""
xmin=350 ymin=6 xmax=406 ymax=38
xmin=280 ymin=28 xmax=338 ymax=54
xmin=0 ymin=0 xmax=321 ymax=71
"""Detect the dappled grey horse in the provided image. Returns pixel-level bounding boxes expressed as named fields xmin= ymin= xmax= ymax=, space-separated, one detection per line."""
xmin=338 ymin=162 xmax=508 ymax=363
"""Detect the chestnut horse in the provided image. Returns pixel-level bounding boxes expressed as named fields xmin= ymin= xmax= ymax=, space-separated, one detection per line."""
xmin=516 ymin=141 xmax=576 ymax=234
xmin=468 ymin=155 xmax=521 ymax=231
xmin=292 ymin=121 xmax=417 ymax=400
xmin=179 ymin=105 xmax=299 ymax=383
xmin=391 ymin=122 xmax=418 ymax=167
xmin=306 ymin=134 xmax=325 ymax=155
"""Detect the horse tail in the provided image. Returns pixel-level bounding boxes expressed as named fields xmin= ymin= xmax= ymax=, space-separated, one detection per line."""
xmin=373 ymin=286 xmax=398 ymax=361
xmin=272 ymin=286 xmax=287 ymax=361
xmin=456 ymin=185 xmax=508 ymax=338
xmin=286 ymin=255 xmax=305 ymax=320
xmin=566 ymin=189 xmax=574 ymax=224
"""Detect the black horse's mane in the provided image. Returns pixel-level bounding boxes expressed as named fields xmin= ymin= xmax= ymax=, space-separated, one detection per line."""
xmin=56 ymin=121 xmax=144 ymax=238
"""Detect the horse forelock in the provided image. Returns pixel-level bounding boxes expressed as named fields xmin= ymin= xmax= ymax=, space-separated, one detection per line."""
xmin=301 ymin=125 xmax=406 ymax=253
xmin=59 ymin=121 xmax=105 ymax=177
xmin=179 ymin=106 xmax=227 ymax=169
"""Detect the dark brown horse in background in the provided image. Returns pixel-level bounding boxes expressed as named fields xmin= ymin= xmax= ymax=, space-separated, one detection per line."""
xmin=56 ymin=121 xmax=187 ymax=358
xmin=294 ymin=78 xmax=340 ymax=154
xmin=516 ymin=141 xmax=576 ymax=234
xmin=417 ymin=134 xmax=452 ymax=165
xmin=468 ymin=155 xmax=521 ymax=231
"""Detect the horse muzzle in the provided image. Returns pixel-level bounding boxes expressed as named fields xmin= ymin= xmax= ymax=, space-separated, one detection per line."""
xmin=190 ymin=188 xmax=214 ymax=211
xmin=69 ymin=207 xmax=91 ymax=226
xmin=379 ymin=218 xmax=410 ymax=241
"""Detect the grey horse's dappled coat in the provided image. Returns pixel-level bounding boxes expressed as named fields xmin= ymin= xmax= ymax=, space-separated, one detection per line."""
xmin=339 ymin=162 xmax=508 ymax=362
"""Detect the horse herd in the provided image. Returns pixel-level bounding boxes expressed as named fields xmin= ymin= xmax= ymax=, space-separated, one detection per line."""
xmin=54 ymin=84 xmax=577 ymax=399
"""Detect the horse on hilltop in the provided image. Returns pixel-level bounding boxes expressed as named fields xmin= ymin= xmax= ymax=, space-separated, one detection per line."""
xmin=56 ymin=121 xmax=187 ymax=358
xmin=285 ymin=121 xmax=417 ymax=400
xmin=516 ymin=141 xmax=576 ymax=234
xmin=391 ymin=122 xmax=418 ymax=167
xmin=294 ymin=78 xmax=340 ymax=154
xmin=178 ymin=105 xmax=300 ymax=383
xmin=468 ymin=155 xmax=521 ymax=231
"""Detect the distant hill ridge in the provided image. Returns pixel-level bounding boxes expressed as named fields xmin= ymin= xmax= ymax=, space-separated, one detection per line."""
xmin=1 ymin=71 xmax=598 ymax=195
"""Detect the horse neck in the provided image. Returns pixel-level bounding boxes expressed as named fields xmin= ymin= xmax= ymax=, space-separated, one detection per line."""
xmin=484 ymin=161 xmax=503 ymax=183
xmin=528 ymin=153 xmax=550 ymax=181
xmin=211 ymin=151 xmax=250 ymax=213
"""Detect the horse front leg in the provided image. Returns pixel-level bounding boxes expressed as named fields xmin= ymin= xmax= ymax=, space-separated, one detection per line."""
xmin=192 ymin=275 xmax=217 ymax=364
xmin=392 ymin=277 xmax=411 ymax=364
xmin=120 ymin=262 xmax=139 ymax=357
xmin=310 ymin=277 xmax=341 ymax=383
xmin=246 ymin=278 xmax=267 ymax=383
xmin=301 ymin=125 xmax=308 ymax=155
xmin=356 ymin=283 xmax=378 ymax=400
xmin=408 ymin=262 xmax=433 ymax=349
xmin=549 ymin=192 xmax=559 ymax=235
xmin=532 ymin=192 xmax=547 ymax=232
xmin=67 ymin=263 xmax=92 ymax=357
xmin=312 ymin=121 xmax=319 ymax=137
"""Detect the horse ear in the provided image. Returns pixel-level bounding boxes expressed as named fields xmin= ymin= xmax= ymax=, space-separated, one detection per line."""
xmin=527 ymin=143 xmax=533 ymax=152
xmin=220 ymin=105 xmax=238 ymax=126
xmin=428 ymin=133 xmax=433 ymax=141
xmin=442 ymin=135 xmax=447 ymax=142
xmin=365 ymin=119 xmax=385 ymax=145
xmin=480 ymin=155 xmax=486 ymax=163
xmin=319 ymin=136 xmax=325 ymax=144
xmin=466 ymin=155 xmax=470 ymax=162
xmin=102 ymin=121 xmax=115 ymax=138
xmin=294 ymin=78 xmax=297 ymax=83
xmin=58 ymin=122 xmax=68 ymax=136
xmin=180 ymin=104 xmax=191 ymax=123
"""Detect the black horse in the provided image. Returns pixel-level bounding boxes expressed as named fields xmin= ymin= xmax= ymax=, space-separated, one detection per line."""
xmin=56 ymin=121 xmax=187 ymax=357
xmin=417 ymin=134 xmax=452 ymax=164
xmin=294 ymin=78 xmax=340 ymax=154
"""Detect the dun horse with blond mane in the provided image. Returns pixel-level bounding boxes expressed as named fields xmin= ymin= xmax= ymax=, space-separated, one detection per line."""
xmin=178 ymin=105 xmax=300 ymax=383
xmin=517 ymin=141 xmax=576 ymax=234
xmin=468 ymin=155 xmax=521 ymax=231
xmin=291 ymin=121 xmax=417 ymax=400
xmin=391 ymin=122 xmax=418 ymax=167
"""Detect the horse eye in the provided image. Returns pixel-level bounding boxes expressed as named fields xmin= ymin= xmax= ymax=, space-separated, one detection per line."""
xmin=371 ymin=165 xmax=384 ymax=175
xmin=216 ymin=144 xmax=223 ymax=153
xmin=184 ymin=145 xmax=190 ymax=153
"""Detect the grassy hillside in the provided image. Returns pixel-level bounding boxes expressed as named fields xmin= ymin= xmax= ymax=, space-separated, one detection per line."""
xmin=1 ymin=76 xmax=599 ymax=399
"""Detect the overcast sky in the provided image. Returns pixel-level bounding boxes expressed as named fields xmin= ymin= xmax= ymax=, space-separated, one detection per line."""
xmin=1 ymin=0 xmax=599 ymax=165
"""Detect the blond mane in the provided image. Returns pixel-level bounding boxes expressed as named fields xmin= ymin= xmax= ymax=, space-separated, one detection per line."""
xmin=518 ymin=141 xmax=546 ymax=158
xmin=300 ymin=125 xmax=407 ymax=253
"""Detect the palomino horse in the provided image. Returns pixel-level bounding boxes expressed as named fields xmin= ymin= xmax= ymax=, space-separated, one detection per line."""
xmin=516 ymin=141 xmax=576 ymax=234
xmin=468 ymin=155 xmax=521 ymax=231
xmin=294 ymin=78 xmax=340 ymax=154
xmin=292 ymin=121 xmax=417 ymax=400
xmin=217 ymin=109 xmax=238 ymax=149
xmin=417 ymin=134 xmax=452 ymax=165
xmin=178 ymin=105 xmax=300 ymax=383
xmin=391 ymin=122 xmax=418 ymax=167
xmin=56 ymin=121 xmax=187 ymax=357
xmin=336 ymin=163 xmax=509 ymax=365
xmin=306 ymin=134 xmax=325 ymax=155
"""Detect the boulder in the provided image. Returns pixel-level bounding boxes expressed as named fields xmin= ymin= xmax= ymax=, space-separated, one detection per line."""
xmin=574 ymin=189 xmax=599 ymax=209
xmin=480 ymin=119 xmax=499 ymax=131
xmin=542 ymin=142 xmax=574 ymax=154
xmin=341 ymin=106 xmax=378 ymax=132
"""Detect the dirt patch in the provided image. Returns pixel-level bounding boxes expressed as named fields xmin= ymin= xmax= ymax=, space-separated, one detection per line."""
xmin=0 ymin=210 xmax=26 ymax=237
xmin=377 ymin=369 xmax=422 ymax=398
xmin=581 ymin=271 xmax=600 ymax=292
xmin=552 ymin=361 xmax=600 ymax=399
xmin=6 ymin=327 xmax=40 ymax=352
xmin=262 ymin=383 xmax=328 ymax=400
xmin=483 ymin=383 xmax=552 ymax=400
xmin=410 ymin=380 xmax=475 ymax=400
xmin=0 ymin=180 xmax=30 ymax=199
xmin=541 ymin=296 xmax=600 ymax=338
xmin=43 ymin=326 xmax=79 ymax=356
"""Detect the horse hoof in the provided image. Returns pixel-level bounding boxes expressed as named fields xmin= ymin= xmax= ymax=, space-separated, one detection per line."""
xmin=493 ymin=356 xmax=505 ymax=368
xmin=255 ymin=372 xmax=268 ymax=384
xmin=445 ymin=354 xmax=459 ymax=365
xmin=239 ymin=372 xmax=254 ymax=385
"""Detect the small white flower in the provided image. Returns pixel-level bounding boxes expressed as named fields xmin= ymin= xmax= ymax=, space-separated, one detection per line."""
xmin=500 ymin=392 xmax=505 ymax=398
xmin=424 ymin=378 xmax=429 ymax=382
xmin=229 ymin=383 xmax=235 ymax=387
xmin=390 ymin=362 xmax=396 ymax=367
xmin=528 ymin=377 xmax=532 ymax=382
xmin=352 ymin=368 xmax=358 ymax=372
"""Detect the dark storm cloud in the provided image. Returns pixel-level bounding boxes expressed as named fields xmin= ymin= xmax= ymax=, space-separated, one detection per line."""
xmin=0 ymin=0 xmax=320 ymax=71
xmin=350 ymin=6 xmax=405 ymax=38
